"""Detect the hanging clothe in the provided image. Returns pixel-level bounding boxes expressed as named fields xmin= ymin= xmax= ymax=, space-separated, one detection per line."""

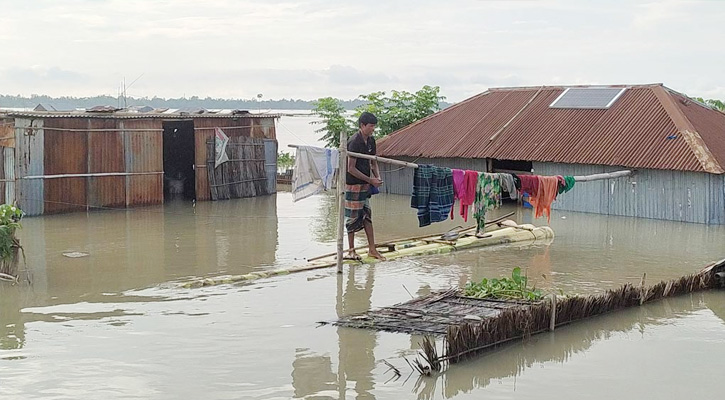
xmin=292 ymin=146 xmax=339 ymax=202
xmin=460 ymin=170 xmax=478 ymax=222
xmin=430 ymin=167 xmax=454 ymax=224
xmin=411 ymin=165 xmax=454 ymax=227
xmin=450 ymin=169 xmax=465 ymax=219
xmin=528 ymin=175 xmax=559 ymax=222
xmin=558 ymin=175 xmax=576 ymax=194
xmin=473 ymin=173 xmax=502 ymax=233
xmin=499 ymin=173 xmax=519 ymax=200
xmin=518 ymin=174 xmax=539 ymax=199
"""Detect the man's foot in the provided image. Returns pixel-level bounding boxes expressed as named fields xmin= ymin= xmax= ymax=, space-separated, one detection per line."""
xmin=368 ymin=250 xmax=387 ymax=261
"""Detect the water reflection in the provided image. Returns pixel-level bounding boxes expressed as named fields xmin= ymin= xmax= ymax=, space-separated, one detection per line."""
xmin=290 ymin=265 xmax=378 ymax=399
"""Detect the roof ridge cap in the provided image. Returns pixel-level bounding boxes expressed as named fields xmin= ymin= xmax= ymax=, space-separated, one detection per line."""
xmin=652 ymin=86 xmax=724 ymax=174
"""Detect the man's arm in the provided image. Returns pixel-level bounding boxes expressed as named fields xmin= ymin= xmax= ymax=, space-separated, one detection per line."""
xmin=371 ymin=159 xmax=381 ymax=180
xmin=347 ymin=157 xmax=383 ymax=187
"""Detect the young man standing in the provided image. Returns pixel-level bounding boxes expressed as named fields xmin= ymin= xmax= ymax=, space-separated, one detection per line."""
xmin=344 ymin=112 xmax=386 ymax=261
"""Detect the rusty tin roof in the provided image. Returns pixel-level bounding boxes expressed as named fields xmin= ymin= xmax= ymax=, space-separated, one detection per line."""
xmin=377 ymin=84 xmax=725 ymax=174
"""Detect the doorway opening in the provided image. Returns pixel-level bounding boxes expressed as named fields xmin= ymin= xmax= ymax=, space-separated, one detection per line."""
xmin=163 ymin=120 xmax=196 ymax=200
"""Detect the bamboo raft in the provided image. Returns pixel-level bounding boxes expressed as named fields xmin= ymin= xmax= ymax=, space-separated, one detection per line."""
xmin=326 ymin=258 xmax=725 ymax=366
xmin=177 ymin=215 xmax=554 ymax=288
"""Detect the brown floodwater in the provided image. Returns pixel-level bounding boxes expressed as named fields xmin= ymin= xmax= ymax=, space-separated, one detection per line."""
xmin=1 ymin=191 xmax=724 ymax=399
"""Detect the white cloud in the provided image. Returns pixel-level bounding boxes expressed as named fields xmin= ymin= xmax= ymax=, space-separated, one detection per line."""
xmin=0 ymin=0 xmax=723 ymax=101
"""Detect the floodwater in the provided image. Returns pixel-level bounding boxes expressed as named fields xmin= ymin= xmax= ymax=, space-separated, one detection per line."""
xmin=1 ymin=190 xmax=724 ymax=400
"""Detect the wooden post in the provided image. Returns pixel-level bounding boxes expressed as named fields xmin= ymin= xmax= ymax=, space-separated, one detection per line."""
xmin=336 ymin=132 xmax=348 ymax=274
xmin=549 ymin=293 xmax=557 ymax=331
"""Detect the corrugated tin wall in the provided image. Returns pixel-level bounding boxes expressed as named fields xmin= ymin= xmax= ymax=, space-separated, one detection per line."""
xmin=379 ymin=156 xmax=724 ymax=224
xmin=15 ymin=118 xmax=45 ymax=215
xmin=89 ymin=119 xmax=125 ymax=208
xmin=121 ymin=119 xmax=164 ymax=206
xmin=379 ymin=157 xmax=490 ymax=196
xmin=534 ymin=162 xmax=721 ymax=224
xmin=264 ymin=139 xmax=278 ymax=194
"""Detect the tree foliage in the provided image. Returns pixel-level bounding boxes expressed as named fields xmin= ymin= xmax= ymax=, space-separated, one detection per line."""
xmin=693 ymin=97 xmax=725 ymax=112
xmin=276 ymin=151 xmax=295 ymax=172
xmin=312 ymin=86 xmax=446 ymax=148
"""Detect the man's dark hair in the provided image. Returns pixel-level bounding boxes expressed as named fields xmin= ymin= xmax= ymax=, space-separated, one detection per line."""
xmin=358 ymin=112 xmax=378 ymax=127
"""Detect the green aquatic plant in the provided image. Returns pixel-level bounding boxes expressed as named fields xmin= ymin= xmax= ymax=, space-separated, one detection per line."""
xmin=0 ymin=204 xmax=22 ymax=263
xmin=463 ymin=267 xmax=543 ymax=301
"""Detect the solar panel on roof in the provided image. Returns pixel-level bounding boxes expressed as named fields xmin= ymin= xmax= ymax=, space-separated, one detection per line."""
xmin=550 ymin=87 xmax=626 ymax=109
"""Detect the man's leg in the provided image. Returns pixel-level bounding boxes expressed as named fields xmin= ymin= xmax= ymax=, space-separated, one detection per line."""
xmin=347 ymin=231 xmax=359 ymax=259
xmin=362 ymin=219 xmax=386 ymax=261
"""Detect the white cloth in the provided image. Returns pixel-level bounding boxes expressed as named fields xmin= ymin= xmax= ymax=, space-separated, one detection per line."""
xmin=292 ymin=146 xmax=339 ymax=202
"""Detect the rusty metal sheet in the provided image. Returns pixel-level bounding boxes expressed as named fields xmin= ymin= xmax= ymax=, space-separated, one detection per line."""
xmin=0 ymin=118 xmax=14 ymax=148
xmin=122 ymin=119 xmax=163 ymax=207
xmin=89 ymin=119 xmax=125 ymax=208
xmin=44 ymin=118 xmax=88 ymax=214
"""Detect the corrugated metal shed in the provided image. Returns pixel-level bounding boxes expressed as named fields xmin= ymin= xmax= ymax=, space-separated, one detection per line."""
xmin=0 ymin=111 xmax=278 ymax=215
xmin=377 ymin=84 xmax=725 ymax=175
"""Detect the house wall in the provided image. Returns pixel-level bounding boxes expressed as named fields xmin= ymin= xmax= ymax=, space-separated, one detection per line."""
xmin=532 ymin=162 xmax=723 ymax=224
xmin=379 ymin=157 xmax=490 ymax=196
xmin=378 ymin=157 xmax=724 ymax=224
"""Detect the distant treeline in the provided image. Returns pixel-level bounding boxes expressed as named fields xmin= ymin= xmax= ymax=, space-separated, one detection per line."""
xmin=0 ymin=94 xmax=451 ymax=111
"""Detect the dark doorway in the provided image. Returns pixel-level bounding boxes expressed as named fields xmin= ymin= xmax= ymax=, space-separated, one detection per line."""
xmin=163 ymin=120 xmax=196 ymax=200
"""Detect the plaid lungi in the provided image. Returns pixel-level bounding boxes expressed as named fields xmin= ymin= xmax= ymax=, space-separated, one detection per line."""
xmin=345 ymin=184 xmax=371 ymax=233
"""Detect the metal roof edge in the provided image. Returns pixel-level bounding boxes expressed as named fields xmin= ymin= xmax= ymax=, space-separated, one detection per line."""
xmin=5 ymin=111 xmax=280 ymax=119
xmin=652 ymin=86 xmax=724 ymax=174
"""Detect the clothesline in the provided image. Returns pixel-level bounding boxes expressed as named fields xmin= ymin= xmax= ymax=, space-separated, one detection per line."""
xmin=287 ymin=144 xmax=632 ymax=182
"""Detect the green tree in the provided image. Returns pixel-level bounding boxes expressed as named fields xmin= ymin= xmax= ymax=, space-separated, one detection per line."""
xmin=693 ymin=97 xmax=725 ymax=112
xmin=277 ymin=151 xmax=295 ymax=172
xmin=311 ymin=97 xmax=356 ymax=148
xmin=312 ymin=85 xmax=445 ymax=148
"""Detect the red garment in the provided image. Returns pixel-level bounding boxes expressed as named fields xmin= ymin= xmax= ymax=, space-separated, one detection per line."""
xmin=528 ymin=175 xmax=559 ymax=222
xmin=518 ymin=174 xmax=539 ymax=197
xmin=460 ymin=170 xmax=478 ymax=222
xmin=450 ymin=169 xmax=465 ymax=220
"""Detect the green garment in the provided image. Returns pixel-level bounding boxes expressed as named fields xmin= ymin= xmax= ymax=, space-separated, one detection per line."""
xmin=558 ymin=175 xmax=576 ymax=194
xmin=473 ymin=173 xmax=502 ymax=234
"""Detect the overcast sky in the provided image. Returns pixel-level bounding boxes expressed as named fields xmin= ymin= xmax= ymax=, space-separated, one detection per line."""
xmin=1 ymin=0 xmax=723 ymax=102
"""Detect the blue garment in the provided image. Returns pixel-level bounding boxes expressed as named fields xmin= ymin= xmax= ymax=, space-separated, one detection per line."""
xmin=411 ymin=165 xmax=454 ymax=227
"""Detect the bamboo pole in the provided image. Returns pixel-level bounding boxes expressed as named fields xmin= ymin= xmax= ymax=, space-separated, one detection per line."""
xmin=336 ymin=133 xmax=348 ymax=274
xmin=289 ymin=145 xmax=418 ymax=169
xmin=573 ymin=170 xmax=632 ymax=182
xmin=549 ymin=294 xmax=557 ymax=331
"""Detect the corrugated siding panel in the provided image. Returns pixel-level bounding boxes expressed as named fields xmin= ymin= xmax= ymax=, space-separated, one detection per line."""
xmin=122 ymin=119 xmax=163 ymax=206
xmin=89 ymin=119 xmax=125 ymax=208
xmin=14 ymin=118 xmax=44 ymax=215
xmin=252 ymin=117 xmax=276 ymax=140
xmin=44 ymin=118 xmax=88 ymax=214
xmin=0 ymin=119 xmax=14 ymax=148
xmin=710 ymin=174 xmax=725 ymax=224
xmin=534 ymin=162 xmax=716 ymax=224
xmin=264 ymin=139 xmax=278 ymax=194
xmin=379 ymin=157 xmax=489 ymax=196
xmin=3 ymin=147 xmax=15 ymax=207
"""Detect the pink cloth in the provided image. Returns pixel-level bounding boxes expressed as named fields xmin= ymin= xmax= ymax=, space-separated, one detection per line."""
xmin=450 ymin=169 xmax=465 ymax=219
xmin=460 ymin=170 xmax=478 ymax=222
